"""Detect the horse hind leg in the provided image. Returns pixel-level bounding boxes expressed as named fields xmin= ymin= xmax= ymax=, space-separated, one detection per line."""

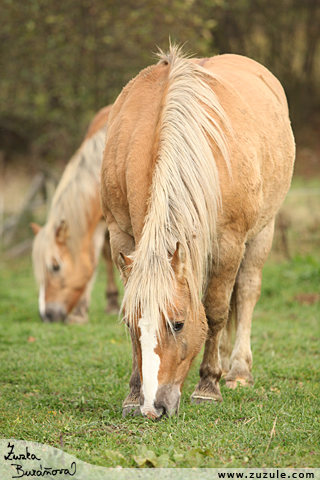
xmin=225 ymin=219 xmax=275 ymax=389
xmin=102 ymin=230 xmax=120 ymax=315
xmin=191 ymin=239 xmax=246 ymax=404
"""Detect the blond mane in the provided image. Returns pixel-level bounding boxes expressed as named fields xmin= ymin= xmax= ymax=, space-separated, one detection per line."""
xmin=122 ymin=46 xmax=231 ymax=331
xmin=33 ymin=126 xmax=107 ymax=285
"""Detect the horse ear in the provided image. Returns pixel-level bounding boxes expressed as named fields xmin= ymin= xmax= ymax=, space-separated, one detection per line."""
xmin=118 ymin=252 xmax=133 ymax=280
xmin=55 ymin=220 xmax=69 ymax=245
xmin=30 ymin=223 xmax=42 ymax=235
xmin=171 ymin=242 xmax=187 ymax=279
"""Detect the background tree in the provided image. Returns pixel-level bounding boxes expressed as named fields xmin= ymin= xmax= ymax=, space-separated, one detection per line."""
xmin=1 ymin=0 xmax=319 ymax=166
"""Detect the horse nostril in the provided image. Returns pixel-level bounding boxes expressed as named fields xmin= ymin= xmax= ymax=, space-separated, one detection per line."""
xmin=43 ymin=304 xmax=67 ymax=323
xmin=159 ymin=407 xmax=167 ymax=419
xmin=45 ymin=310 xmax=54 ymax=322
xmin=154 ymin=403 xmax=167 ymax=419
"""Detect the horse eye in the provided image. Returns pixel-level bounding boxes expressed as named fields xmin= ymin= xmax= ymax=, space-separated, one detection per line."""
xmin=172 ymin=322 xmax=184 ymax=333
xmin=52 ymin=263 xmax=60 ymax=272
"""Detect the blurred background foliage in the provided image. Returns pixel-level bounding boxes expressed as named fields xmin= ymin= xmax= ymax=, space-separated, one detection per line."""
xmin=1 ymin=0 xmax=320 ymax=167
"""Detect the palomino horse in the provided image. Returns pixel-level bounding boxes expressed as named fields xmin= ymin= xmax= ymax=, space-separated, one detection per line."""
xmin=32 ymin=105 xmax=119 ymax=324
xmin=101 ymin=46 xmax=295 ymax=419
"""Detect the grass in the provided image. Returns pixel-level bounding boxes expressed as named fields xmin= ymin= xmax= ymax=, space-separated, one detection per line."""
xmin=0 ymin=253 xmax=319 ymax=468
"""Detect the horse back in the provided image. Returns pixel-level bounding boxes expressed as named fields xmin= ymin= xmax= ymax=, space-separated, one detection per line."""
xmin=85 ymin=104 xmax=113 ymax=140
xmin=102 ymin=54 xmax=295 ymax=244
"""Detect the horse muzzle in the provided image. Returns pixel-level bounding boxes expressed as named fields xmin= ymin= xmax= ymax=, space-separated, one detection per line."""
xmin=40 ymin=303 xmax=67 ymax=323
xmin=140 ymin=384 xmax=181 ymax=420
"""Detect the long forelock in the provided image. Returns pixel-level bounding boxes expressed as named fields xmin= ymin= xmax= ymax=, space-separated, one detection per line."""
xmin=32 ymin=224 xmax=61 ymax=285
xmin=122 ymin=46 xmax=231 ymax=333
xmin=32 ymin=126 xmax=107 ymax=285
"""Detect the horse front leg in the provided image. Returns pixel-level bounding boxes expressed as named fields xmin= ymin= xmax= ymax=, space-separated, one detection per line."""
xmin=66 ymin=271 xmax=98 ymax=324
xmin=191 ymin=240 xmax=245 ymax=404
xmin=66 ymin=297 xmax=89 ymax=324
xmin=122 ymin=334 xmax=141 ymax=417
xmin=102 ymin=230 xmax=120 ymax=315
xmin=105 ymin=214 xmax=138 ymax=415
xmin=219 ymin=295 xmax=235 ymax=376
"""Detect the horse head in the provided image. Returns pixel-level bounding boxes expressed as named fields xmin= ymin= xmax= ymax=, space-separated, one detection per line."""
xmin=31 ymin=218 xmax=104 ymax=323
xmin=119 ymin=242 xmax=208 ymax=419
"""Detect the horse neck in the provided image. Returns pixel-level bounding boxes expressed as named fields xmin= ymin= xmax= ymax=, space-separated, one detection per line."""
xmin=80 ymin=193 xmax=104 ymax=253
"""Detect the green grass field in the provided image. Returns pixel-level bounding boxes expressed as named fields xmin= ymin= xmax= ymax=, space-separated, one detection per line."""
xmin=0 ymin=252 xmax=319 ymax=468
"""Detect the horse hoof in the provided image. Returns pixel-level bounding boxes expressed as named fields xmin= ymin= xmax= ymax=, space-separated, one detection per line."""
xmin=65 ymin=314 xmax=89 ymax=325
xmin=190 ymin=394 xmax=222 ymax=405
xmin=122 ymin=404 xmax=141 ymax=417
xmin=225 ymin=378 xmax=253 ymax=389
xmin=105 ymin=306 xmax=120 ymax=315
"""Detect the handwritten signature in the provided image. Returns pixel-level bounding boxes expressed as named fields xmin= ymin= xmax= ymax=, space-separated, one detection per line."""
xmin=4 ymin=442 xmax=77 ymax=478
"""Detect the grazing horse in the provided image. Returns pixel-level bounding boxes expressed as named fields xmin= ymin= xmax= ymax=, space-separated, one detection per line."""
xmin=101 ymin=46 xmax=295 ymax=419
xmin=32 ymin=105 xmax=119 ymax=324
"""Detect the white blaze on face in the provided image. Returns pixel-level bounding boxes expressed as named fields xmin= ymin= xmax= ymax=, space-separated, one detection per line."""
xmin=138 ymin=316 xmax=161 ymax=415
xmin=39 ymin=284 xmax=46 ymax=317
